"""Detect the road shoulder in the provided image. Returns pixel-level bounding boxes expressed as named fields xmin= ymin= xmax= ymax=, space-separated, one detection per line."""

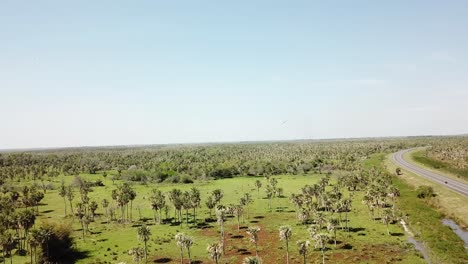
xmin=386 ymin=153 xmax=468 ymax=229
xmin=404 ymin=148 xmax=468 ymax=184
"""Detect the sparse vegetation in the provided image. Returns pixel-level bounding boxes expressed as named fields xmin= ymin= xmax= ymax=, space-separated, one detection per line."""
xmin=0 ymin=137 xmax=465 ymax=263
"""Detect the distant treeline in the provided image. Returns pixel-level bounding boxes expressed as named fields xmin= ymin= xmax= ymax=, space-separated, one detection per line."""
xmin=0 ymin=137 xmax=457 ymax=184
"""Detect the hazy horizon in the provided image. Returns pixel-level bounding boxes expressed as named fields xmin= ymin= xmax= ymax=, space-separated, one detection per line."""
xmin=2 ymin=1 xmax=468 ymax=149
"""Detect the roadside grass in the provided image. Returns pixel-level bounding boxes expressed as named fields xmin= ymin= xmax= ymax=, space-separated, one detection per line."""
xmin=386 ymin=153 xmax=468 ymax=228
xmin=411 ymin=149 xmax=468 ymax=181
xmin=10 ymin=171 xmax=425 ymax=264
xmin=379 ymin=153 xmax=468 ymax=264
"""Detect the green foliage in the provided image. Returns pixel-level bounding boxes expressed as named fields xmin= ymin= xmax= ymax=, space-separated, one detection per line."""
xmin=416 ymin=185 xmax=435 ymax=199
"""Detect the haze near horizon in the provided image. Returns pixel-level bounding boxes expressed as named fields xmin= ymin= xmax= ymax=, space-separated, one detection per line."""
xmin=1 ymin=1 xmax=468 ymax=149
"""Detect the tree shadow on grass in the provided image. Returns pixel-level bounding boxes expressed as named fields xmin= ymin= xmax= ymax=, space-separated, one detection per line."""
xmin=253 ymin=216 xmax=264 ymax=219
xmin=348 ymin=227 xmax=366 ymax=233
xmin=341 ymin=243 xmax=353 ymax=250
xmin=390 ymin=232 xmax=405 ymax=237
xmin=238 ymin=248 xmax=251 ymax=255
xmin=153 ymin=257 xmax=172 ymax=263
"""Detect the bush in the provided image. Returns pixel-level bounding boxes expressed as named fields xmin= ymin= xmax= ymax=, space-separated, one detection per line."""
xmin=180 ymin=175 xmax=194 ymax=184
xmin=416 ymin=185 xmax=435 ymax=199
xmin=38 ymin=221 xmax=75 ymax=263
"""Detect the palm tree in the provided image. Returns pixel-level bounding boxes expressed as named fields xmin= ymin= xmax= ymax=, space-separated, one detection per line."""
xmin=381 ymin=209 xmax=392 ymax=235
xmin=312 ymin=232 xmax=331 ymax=264
xmin=66 ymin=186 xmax=74 ymax=217
xmin=182 ymin=235 xmax=194 ymax=264
xmin=205 ymin=196 xmax=216 ymax=219
xmin=102 ymin=199 xmax=110 ymax=224
xmin=206 ymin=242 xmax=222 ymax=264
xmin=0 ymin=231 xmax=14 ymax=264
xmin=190 ymin=187 xmax=201 ymax=224
xmin=38 ymin=227 xmax=52 ymax=262
xmin=279 ymin=225 xmax=292 ymax=264
xmin=137 ymin=225 xmax=151 ymax=263
xmin=175 ymin=233 xmax=185 ymax=264
xmin=216 ymin=207 xmax=226 ymax=254
xmin=265 ymin=185 xmax=274 ymax=211
xmin=212 ymin=189 xmax=223 ymax=205
xmin=255 ymin=180 xmax=262 ymax=197
xmin=243 ymin=256 xmax=263 ymax=264
xmin=28 ymin=229 xmax=41 ymax=264
xmin=58 ymin=180 xmax=67 ymax=215
xmin=129 ymin=247 xmax=144 ymax=264
xmin=149 ymin=189 xmax=165 ymax=224
xmin=233 ymin=205 xmax=243 ymax=232
xmin=297 ymin=240 xmax=310 ymax=264
xmin=246 ymin=226 xmax=261 ymax=257
xmin=326 ymin=218 xmax=339 ymax=247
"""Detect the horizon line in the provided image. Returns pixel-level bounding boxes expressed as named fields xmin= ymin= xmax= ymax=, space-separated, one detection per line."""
xmin=1 ymin=133 xmax=467 ymax=153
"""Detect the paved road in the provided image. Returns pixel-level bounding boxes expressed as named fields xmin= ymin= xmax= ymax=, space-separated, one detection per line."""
xmin=392 ymin=149 xmax=468 ymax=197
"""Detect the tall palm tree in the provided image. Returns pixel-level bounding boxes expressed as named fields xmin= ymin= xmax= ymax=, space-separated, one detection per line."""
xmin=312 ymin=232 xmax=331 ymax=264
xmin=101 ymin=199 xmax=110 ymax=224
xmin=28 ymin=229 xmax=41 ymax=264
xmin=326 ymin=218 xmax=339 ymax=247
xmin=182 ymin=235 xmax=194 ymax=264
xmin=279 ymin=225 xmax=292 ymax=264
xmin=381 ymin=209 xmax=392 ymax=235
xmin=297 ymin=240 xmax=310 ymax=264
xmin=189 ymin=187 xmax=201 ymax=224
xmin=206 ymin=242 xmax=222 ymax=264
xmin=216 ymin=207 xmax=226 ymax=254
xmin=246 ymin=226 xmax=261 ymax=257
xmin=175 ymin=233 xmax=185 ymax=264
xmin=255 ymin=180 xmax=262 ymax=197
xmin=137 ymin=225 xmax=151 ymax=263
xmin=58 ymin=180 xmax=67 ymax=215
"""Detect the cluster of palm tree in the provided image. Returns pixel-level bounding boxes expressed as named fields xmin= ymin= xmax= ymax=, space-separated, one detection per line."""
xmin=1 ymin=137 xmax=428 ymax=185
xmin=111 ymin=183 xmax=137 ymax=223
xmin=165 ymin=187 xmax=202 ymax=226
xmin=174 ymin=233 xmax=194 ymax=264
xmin=425 ymin=137 xmax=468 ymax=170
xmin=0 ymin=188 xmax=56 ymax=264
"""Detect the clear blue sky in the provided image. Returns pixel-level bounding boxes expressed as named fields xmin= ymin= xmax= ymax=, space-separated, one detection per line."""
xmin=1 ymin=1 xmax=468 ymax=149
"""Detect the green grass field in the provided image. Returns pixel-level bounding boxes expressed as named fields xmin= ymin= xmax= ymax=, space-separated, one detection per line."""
xmin=411 ymin=149 xmax=468 ymax=181
xmin=8 ymin=168 xmax=430 ymax=264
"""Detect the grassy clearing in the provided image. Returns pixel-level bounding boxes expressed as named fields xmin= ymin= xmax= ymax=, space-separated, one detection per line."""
xmin=382 ymin=153 xmax=468 ymax=263
xmin=9 ymin=171 xmax=425 ymax=264
xmin=411 ymin=149 xmax=468 ymax=181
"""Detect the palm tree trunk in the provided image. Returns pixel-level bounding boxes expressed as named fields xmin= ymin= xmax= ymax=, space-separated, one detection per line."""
xmin=187 ymin=247 xmax=191 ymax=264
xmin=193 ymin=208 xmax=196 ymax=224
xmin=130 ymin=200 xmax=133 ymax=222
xmin=321 ymin=248 xmax=325 ymax=264
xmin=179 ymin=248 xmax=184 ymax=264
xmin=63 ymin=197 xmax=67 ymax=215
xmin=69 ymin=201 xmax=74 ymax=218
xmin=144 ymin=241 xmax=147 ymax=263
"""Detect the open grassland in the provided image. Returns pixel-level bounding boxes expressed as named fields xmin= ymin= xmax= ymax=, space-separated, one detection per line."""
xmin=2 ymin=137 xmax=467 ymax=264
xmin=10 ymin=171 xmax=426 ymax=264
